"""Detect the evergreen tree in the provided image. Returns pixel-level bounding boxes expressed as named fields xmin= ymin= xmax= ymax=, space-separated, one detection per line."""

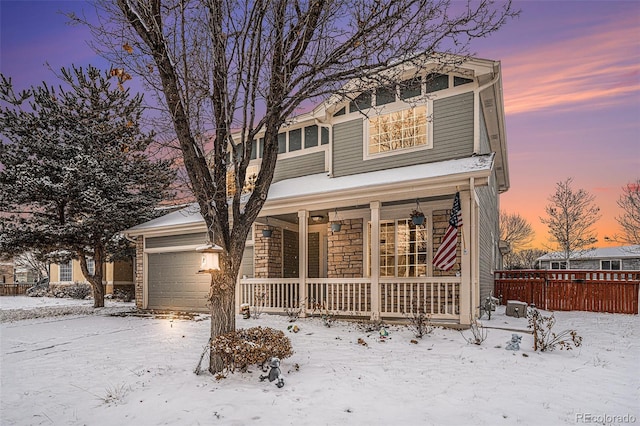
xmin=0 ymin=65 xmax=174 ymax=307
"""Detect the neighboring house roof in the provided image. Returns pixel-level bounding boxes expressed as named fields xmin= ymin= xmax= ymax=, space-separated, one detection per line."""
xmin=537 ymin=246 xmax=640 ymax=261
xmin=127 ymin=153 xmax=494 ymax=235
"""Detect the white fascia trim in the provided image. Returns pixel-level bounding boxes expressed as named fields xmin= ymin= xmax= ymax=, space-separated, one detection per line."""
xmin=145 ymin=244 xmax=203 ymax=254
xmin=127 ymin=224 xmax=207 ymax=239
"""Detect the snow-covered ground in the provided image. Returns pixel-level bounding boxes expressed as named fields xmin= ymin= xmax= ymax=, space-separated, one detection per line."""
xmin=1 ymin=296 xmax=638 ymax=426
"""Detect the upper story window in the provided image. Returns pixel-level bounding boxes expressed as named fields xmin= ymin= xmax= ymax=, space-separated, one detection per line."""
xmin=335 ymin=72 xmax=473 ymax=118
xmin=368 ymin=106 xmax=428 ymax=156
xmin=60 ymin=261 xmax=72 ymax=282
xmin=601 ymin=259 xmax=621 ymax=270
xmin=551 ymin=261 xmax=567 ymax=270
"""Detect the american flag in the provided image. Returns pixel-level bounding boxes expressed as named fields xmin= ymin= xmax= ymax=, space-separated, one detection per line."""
xmin=433 ymin=192 xmax=462 ymax=271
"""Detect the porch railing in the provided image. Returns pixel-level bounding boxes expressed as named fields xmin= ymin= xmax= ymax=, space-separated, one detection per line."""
xmin=238 ymin=277 xmax=461 ymax=321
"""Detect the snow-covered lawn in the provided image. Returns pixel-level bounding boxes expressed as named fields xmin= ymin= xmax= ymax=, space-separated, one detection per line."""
xmin=1 ymin=296 xmax=638 ymax=426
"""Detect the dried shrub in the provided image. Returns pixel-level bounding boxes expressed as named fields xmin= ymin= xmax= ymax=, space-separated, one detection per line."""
xmin=527 ymin=307 xmax=583 ymax=352
xmin=211 ymin=327 xmax=293 ymax=373
xmin=251 ymin=293 xmax=266 ymax=319
xmin=461 ymin=318 xmax=487 ymax=345
xmin=403 ymin=300 xmax=434 ymax=338
xmin=113 ymin=288 xmax=133 ymax=302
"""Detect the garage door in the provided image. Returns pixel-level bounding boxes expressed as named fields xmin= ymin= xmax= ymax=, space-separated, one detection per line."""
xmin=148 ymin=252 xmax=211 ymax=312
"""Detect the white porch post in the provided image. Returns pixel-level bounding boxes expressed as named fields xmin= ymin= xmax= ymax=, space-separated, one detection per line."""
xmin=459 ymin=190 xmax=473 ymax=326
xmin=298 ymin=210 xmax=308 ymax=317
xmin=370 ymin=201 xmax=381 ymax=320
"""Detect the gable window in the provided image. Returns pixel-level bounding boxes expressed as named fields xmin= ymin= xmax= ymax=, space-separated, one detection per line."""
xmin=375 ymin=86 xmax=396 ymax=106
xmin=425 ymin=73 xmax=449 ymax=93
xmin=368 ymin=106 xmax=428 ymax=156
xmin=349 ymin=92 xmax=372 ymax=112
xmin=400 ymin=77 xmax=422 ymax=100
xmin=550 ymin=261 xmax=567 ymax=270
xmin=60 ymin=261 xmax=72 ymax=282
xmin=370 ymin=219 xmax=428 ymax=277
xmin=601 ymin=260 xmax=621 ymax=270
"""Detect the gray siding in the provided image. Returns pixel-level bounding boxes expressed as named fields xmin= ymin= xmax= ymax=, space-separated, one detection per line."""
xmin=240 ymin=246 xmax=254 ymax=278
xmin=273 ymin=151 xmax=326 ymax=183
xmin=477 ymin=173 xmax=500 ymax=302
xmin=333 ymin=91 xmax=475 ymax=177
xmin=146 ymin=232 xmax=207 ymax=249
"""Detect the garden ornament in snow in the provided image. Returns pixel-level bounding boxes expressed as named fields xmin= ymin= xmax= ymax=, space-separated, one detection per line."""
xmin=260 ymin=357 xmax=284 ymax=388
xmin=505 ymin=334 xmax=522 ymax=351
xmin=379 ymin=327 xmax=389 ymax=341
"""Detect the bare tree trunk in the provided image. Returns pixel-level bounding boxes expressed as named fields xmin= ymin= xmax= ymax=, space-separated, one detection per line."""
xmin=208 ymin=271 xmax=236 ymax=374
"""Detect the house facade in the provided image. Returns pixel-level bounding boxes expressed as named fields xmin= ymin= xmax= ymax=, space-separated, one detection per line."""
xmin=49 ymin=259 xmax=135 ymax=295
xmin=126 ymin=54 xmax=510 ymax=325
xmin=536 ymin=246 xmax=640 ymax=271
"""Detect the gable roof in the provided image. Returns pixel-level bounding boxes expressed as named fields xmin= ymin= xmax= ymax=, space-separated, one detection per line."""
xmin=537 ymin=246 xmax=640 ymax=261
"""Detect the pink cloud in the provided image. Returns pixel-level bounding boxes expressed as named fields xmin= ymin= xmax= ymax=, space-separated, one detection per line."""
xmin=500 ymin=16 xmax=640 ymax=115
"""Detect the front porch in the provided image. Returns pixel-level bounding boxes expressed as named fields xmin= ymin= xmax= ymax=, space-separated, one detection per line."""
xmin=237 ymin=276 xmax=461 ymax=320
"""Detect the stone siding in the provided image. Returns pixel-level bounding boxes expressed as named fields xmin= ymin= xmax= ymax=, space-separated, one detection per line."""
xmin=254 ymin=225 xmax=282 ymax=278
xmin=327 ymin=218 xmax=363 ymax=278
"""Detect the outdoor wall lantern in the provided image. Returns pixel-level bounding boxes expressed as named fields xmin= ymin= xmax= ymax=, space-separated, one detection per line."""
xmin=196 ymin=243 xmax=223 ymax=273
xmin=410 ymin=199 xmax=425 ymax=226
xmin=262 ymin=217 xmax=273 ymax=238
xmin=331 ymin=208 xmax=342 ymax=232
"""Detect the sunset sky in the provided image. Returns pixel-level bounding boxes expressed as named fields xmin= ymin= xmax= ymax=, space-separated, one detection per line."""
xmin=1 ymin=1 xmax=639 ymax=250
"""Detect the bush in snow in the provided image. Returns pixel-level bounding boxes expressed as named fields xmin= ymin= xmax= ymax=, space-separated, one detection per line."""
xmin=460 ymin=317 xmax=487 ymax=345
xmin=113 ymin=288 xmax=134 ymax=302
xmin=210 ymin=327 xmax=293 ymax=373
xmin=527 ymin=307 xmax=582 ymax=352
xmin=403 ymin=300 xmax=434 ymax=338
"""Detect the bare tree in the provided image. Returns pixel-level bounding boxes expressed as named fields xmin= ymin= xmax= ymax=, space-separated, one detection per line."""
xmin=614 ymin=179 xmax=640 ymax=245
xmin=77 ymin=0 xmax=516 ymax=373
xmin=508 ymin=248 xmax=547 ymax=269
xmin=540 ymin=178 xmax=601 ymax=268
xmin=499 ymin=211 xmax=534 ymax=269
xmin=14 ymin=252 xmax=49 ymax=281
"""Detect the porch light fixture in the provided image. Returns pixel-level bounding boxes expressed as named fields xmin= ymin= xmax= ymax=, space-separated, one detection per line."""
xmin=331 ymin=208 xmax=342 ymax=232
xmin=262 ymin=217 xmax=273 ymax=237
xmin=411 ymin=199 xmax=425 ymax=226
xmin=311 ymin=215 xmax=324 ymax=223
xmin=196 ymin=243 xmax=223 ymax=273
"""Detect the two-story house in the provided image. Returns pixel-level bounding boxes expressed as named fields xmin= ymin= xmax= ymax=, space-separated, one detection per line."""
xmin=125 ymin=54 xmax=509 ymax=326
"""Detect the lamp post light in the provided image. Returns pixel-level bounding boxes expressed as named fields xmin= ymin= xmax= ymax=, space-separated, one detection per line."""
xmin=196 ymin=243 xmax=224 ymax=273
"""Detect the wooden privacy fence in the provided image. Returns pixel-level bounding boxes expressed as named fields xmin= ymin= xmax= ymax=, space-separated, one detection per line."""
xmin=494 ymin=270 xmax=640 ymax=314
xmin=0 ymin=283 xmax=31 ymax=296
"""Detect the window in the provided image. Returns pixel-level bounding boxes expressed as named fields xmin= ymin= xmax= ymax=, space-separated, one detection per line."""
xmin=454 ymin=76 xmax=474 ymax=86
xmin=60 ymin=261 xmax=72 ymax=281
xmin=375 ymin=86 xmax=396 ymax=106
xmin=601 ymin=260 xmax=621 ymax=270
xmin=277 ymin=133 xmax=287 ymax=153
xmin=289 ymin=128 xmax=302 ymax=152
xmin=370 ymin=219 xmax=429 ymax=277
xmin=550 ymin=261 xmax=567 ymax=270
xmin=321 ymin=127 xmax=330 ymax=145
xmin=86 ymin=258 xmax=95 ymax=275
xmin=425 ymin=73 xmax=449 ymax=93
xmin=304 ymin=125 xmax=318 ymax=148
xmin=349 ymin=92 xmax=372 ymax=111
xmin=400 ymin=77 xmax=422 ymax=100
xmin=368 ymin=106 xmax=427 ymax=155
